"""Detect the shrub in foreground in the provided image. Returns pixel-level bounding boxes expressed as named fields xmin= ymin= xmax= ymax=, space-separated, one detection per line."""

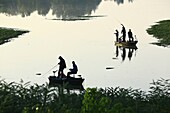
xmin=0 ymin=78 xmax=170 ymax=113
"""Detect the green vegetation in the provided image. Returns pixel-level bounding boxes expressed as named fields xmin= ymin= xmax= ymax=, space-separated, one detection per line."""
xmin=0 ymin=27 xmax=29 ymax=45
xmin=147 ymin=20 xmax=170 ymax=47
xmin=0 ymin=78 xmax=170 ymax=113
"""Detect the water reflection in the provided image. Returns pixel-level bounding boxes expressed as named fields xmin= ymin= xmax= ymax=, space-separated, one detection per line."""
xmin=0 ymin=0 xmax=101 ymax=20
xmin=114 ymin=0 xmax=134 ymax=5
xmin=115 ymin=46 xmax=137 ymax=62
xmin=50 ymin=84 xmax=84 ymax=93
xmin=49 ymin=83 xmax=84 ymax=94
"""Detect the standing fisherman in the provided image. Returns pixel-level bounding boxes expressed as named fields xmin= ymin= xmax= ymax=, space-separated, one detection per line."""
xmin=58 ymin=56 xmax=66 ymax=78
xmin=121 ymin=24 xmax=126 ymax=42
xmin=114 ymin=29 xmax=119 ymax=42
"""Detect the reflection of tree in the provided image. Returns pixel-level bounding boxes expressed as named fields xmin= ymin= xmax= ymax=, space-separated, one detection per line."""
xmin=0 ymin=0 xmax=37 ymax=17
xmin=0 ymin=0 xmax=101 ymax=19
xmin=35 ymin=0 xmax=51 ymax=16
xmin=51 ymin=0 xmax=101 ymax=19
xmin=114 ymin=0 xmax=134 ymax=5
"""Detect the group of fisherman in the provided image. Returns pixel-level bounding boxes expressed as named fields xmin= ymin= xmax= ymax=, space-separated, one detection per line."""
xmin=57 ymin=56 xmax=78 ymax=78
xmin=114 ymin=24 xmax=134 ymax=42
xmin=48 ymin=25 xmax=135 ymax=79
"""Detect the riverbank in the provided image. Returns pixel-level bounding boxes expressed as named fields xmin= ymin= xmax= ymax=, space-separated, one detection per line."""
xmin=147 ymin=20 xmax=170 ymax=47
xmin=0 ymin=27 xmax=29 ymax=45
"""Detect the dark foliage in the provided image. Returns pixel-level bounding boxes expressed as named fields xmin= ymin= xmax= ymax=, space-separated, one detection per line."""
xmin=147 ymin=20 xmax=170 ymax=47
xmin=0 ymin=78 xmax=170 ymax=113
xmin=0 ymin=27 xmax=29 ymax=45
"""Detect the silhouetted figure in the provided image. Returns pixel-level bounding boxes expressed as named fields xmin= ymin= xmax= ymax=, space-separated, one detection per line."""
xmin=67 ymin=61 xmax=78 ymax=77
xmin=58 ymin=56 xmax=66 ymax=78
xmin=121 ymin=24 xmax=126 ymax=42
xmin=128 ymin=29 xmax=134 ymax=42
xmin=114 ymin=29 xmax=119 ymax=42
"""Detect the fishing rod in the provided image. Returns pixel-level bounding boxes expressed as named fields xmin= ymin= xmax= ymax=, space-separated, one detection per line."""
xmin=108 ymin=18 xmax=123 ymax=32
xmin=36 ymin=64 xmax=58 ymax=76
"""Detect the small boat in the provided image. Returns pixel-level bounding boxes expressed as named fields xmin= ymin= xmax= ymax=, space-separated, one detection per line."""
xmin=115 ymin=41 xmax=138 ymax=49
xmin=48 ymin=75 xmax=85 ymax=86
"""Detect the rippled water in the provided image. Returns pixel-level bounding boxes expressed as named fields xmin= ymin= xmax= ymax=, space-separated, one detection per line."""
xmin=0 ymin=0 xmax=170 ymax=91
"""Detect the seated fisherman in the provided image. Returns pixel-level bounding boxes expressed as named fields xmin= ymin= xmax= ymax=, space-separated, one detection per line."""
xmin=67 ymin=61 xmax=78 ymax=77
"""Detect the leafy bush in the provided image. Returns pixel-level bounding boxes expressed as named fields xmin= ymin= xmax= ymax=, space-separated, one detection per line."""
xmin=0 ymin=78 xmax=170 ymax=113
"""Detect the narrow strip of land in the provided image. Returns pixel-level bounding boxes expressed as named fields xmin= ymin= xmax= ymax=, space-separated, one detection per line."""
xmin=147 ymin=20 xmax=170 ymax=47
xmin=0 ymin=27 xmax=29 ymax=45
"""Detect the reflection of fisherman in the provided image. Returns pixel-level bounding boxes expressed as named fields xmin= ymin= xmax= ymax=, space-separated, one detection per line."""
xmin=114 ymin=29 xmax=119 ymax=42
xmin=128 ymin=29 xmax=134 ymax=42
xmin=128 ymin=48 xmax=134 ymax=60
xmin=121 ymin=24 xmax=126 ymax=42
xmin=121 ymin=47 xmax=126 ymax=61
xmin=58 ymin=56 xmax=66 ymax=78
xmin=67 ymin=61 xmax=78 ymax=77
xmin=116 ymin=46 xmax=119 ymax=57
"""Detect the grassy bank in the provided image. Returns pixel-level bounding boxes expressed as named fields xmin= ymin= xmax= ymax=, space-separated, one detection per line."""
xmin=147 ymin=20 xmax=170 ymax=47
xmin=0 ymin=78 xmax=170 ymax=113
xmin=0 ymin=27 xmax=29 ymax=45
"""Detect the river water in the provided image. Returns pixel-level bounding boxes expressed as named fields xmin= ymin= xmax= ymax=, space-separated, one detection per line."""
xmin=0 ymin=0 xmax=170 ymax=91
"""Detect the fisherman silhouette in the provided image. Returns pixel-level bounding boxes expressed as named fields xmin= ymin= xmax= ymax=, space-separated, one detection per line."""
xmin=121 ymin=24 xmax=126 ymax=42
xmin=114 ymin=29 xmax=119 ymax=42
xmin=58 ymin=56 xmax=66 ymax=78
xmin=67 ymin=61 xmax=78 ymax=77
xmin=128 ymin=29 xmax=134 ymax=42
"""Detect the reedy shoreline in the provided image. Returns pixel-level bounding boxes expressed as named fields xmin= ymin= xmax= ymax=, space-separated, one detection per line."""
xmin=0 ymin=27 xmax=29 ymax=45
xmin=147 ymin=20 xmax=170 ymax=47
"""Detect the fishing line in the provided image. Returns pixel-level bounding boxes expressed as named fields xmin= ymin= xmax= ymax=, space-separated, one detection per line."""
xmin=107 ymin=17 xmax=123 ymax=33
xmin=36 ymin=64 xmax=58 ymax=76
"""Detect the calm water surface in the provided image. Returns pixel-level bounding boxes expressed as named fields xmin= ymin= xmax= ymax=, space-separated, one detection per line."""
xmin=0 ymin=0 xmax=170 ymax=91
